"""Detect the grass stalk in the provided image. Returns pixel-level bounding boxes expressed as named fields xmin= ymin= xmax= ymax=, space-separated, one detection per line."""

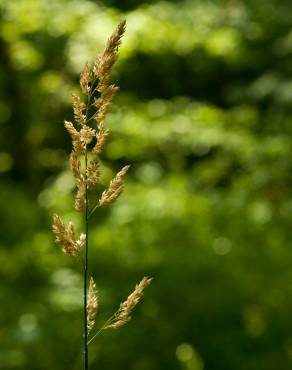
xmin=51 ymin=20 xmax=152 ymax=368
xmin=84 ymin=149 xmax=89 ymax=370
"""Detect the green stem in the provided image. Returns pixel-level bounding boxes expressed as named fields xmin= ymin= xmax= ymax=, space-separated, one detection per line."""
xmin=88 ymin=202 xmax=99 ymax=218
xmin=84 ymin=149 xmax=89 ymax=370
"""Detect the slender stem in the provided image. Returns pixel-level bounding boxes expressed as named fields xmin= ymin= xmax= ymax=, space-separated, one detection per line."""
xmin=84 ymin=149 xmax=89 ymax=370
xmin=88 ymin=202 xmax=99 ymax=218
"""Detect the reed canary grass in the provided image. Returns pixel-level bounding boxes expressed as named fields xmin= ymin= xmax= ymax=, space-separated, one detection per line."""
xmin=51 ymin=20 xmax=152 ymax=370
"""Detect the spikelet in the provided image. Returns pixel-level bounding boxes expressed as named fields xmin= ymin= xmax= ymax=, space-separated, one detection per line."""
xmin=75 ymin=178 xmax=86 ymax=211
xmin=106 ymin=277 xmax=152 ymax=329
xmin=99 ymin=165 xmax=130 ymax=207
xmin=72 ymin=94 xmax=86 ymax=126
xmin=80 ymin=126 xmax=96 ymax=146
xmin=77 ymin=233 xmax=86 ymax=249
xmin=92 ymin=124 xmax=108 ymax=155
xmin=94 ymin=20 xmax=126 ymax=93
xmin=93 ymin=85 xmax=119 ymax=126
xmin=87 ymin=277 xmax=98 ymax=333
xmin=70 ymin=151 xmax=81 ymax=179
xmin=80 ymin=62 xmax=92 ymax=95
xmin=64 ymin=120 xmax=84 ymax=153
xmin=86 ymin=159 xmax=100 ymax=187
xmin=52 ymin=214 xmax=85 ymax=256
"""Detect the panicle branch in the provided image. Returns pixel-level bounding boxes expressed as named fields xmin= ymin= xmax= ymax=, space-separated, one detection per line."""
xmin=105 ymin=277 xmax=153 ymax=329
xmin=99 ymin=165 xmax=130 ymax=207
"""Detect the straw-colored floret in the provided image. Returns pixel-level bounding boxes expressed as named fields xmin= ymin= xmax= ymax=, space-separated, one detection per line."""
xmin=70 ymin=151 xmax=81 ymax=179
xmin=80 ymin=62 xmax=92 ymax=95
xmin=72 ymin=94 xmax=86 ymax=126
xmin=64 ymin=120 xmax=84 ymax=153
xmin=106 ymin=277 xmax=152 ymax=329
xmin=86 ymin=159 xmax=100 ymax=187
xmin=52 ymin=214 xmax=85 ymax=256
xmin=99 ymin=165 xmax=130 ymax=207
xmin=94 ymin=85 xmax=119 ymax=125
xmin=93 ymin=124 xmax=108 ymax=155
xmin=80 ymin=126 xmax=96 ymax=146
xmin=75 ymin=178 xmax=86 ymax=211
xmin=87 ymin=277 xmax=98 ymax=333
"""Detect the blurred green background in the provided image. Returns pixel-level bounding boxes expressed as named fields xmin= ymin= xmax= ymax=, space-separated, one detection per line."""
xmin=2 ymin=0 xmax=292 ymax=369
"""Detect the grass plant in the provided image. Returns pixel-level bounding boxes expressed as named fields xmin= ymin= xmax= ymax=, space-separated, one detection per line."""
xmin=51 ymin=20 xmax=152 ymax=370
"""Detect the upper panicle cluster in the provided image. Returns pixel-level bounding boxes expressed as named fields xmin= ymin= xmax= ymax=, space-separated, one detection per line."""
xmin=62 ymin=20 xmax=128 ymax=213
xmin=52 ymin=20 xmax=129 ymax=258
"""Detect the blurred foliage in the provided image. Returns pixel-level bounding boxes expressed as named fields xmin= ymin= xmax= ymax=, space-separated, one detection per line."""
xmin=1 ymin=0 xmax=292 ymax=369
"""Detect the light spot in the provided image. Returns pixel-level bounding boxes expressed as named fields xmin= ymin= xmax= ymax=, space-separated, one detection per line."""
xmin=213 ymin=237 xmax=232 ymax=256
